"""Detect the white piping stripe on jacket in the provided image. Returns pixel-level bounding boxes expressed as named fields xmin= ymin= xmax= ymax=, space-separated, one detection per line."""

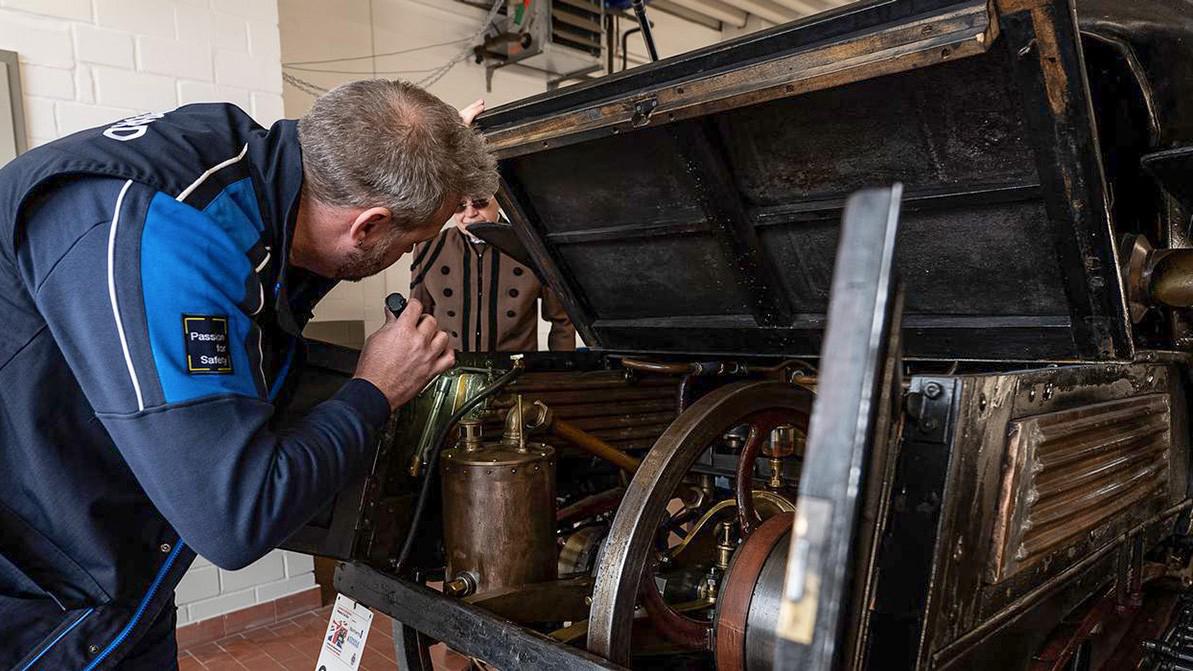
xmin=108 ymin=179 xmax=145 ymax=412
xmin=175 ymin=143 xmax=249 ymax=203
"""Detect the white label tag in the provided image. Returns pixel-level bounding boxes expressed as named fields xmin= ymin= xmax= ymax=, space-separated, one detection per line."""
xmin=315 ymin=594 xmax=374 ymax=671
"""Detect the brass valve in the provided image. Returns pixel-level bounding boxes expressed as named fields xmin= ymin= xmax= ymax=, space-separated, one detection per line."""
xmin=715 ymin=520 xmax=737 ymax=571
xmin=764 ymin=425 xmax=803 ymax=489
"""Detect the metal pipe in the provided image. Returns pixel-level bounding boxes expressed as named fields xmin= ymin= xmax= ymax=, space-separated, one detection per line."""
xmin=550 ymin=416 xmax=642 ymax=474
xmin=621 ymin=27 xmax=642 ymax=71
xmin=668 ymin=0 xmax=747 ymax=27
xmin=735 ymin=424 xmax=764 ymax=537
xmin=557 ymin=487 xmax=626 ymax=523
xmin=728 ymin=0 xmax=797 ymax=24
xmin=647 ymin=0 xmax=723 ymax=30
xmin=621 ymin=357 xmax=699 ymax=375
xmin=630 ymin=0 xmax=660 ymax=61
xmin=522 ymin=399 xmax=642 ymax=473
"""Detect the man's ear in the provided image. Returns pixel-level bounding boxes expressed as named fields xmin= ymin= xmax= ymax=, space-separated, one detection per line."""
xmin=349 ymin=207 xmax=393 ymax=244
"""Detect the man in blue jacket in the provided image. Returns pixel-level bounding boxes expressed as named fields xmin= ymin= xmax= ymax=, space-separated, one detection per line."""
xmin=0 ymin=79 xmax=496 ymax=669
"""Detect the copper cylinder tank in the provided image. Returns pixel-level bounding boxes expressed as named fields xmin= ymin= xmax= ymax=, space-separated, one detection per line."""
xmin=440 ymin=436 xmax=557 ymax=596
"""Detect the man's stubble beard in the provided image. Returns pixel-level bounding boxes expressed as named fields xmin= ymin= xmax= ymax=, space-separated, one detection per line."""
xmin=333 ymin=238 xmax=393 ymax=281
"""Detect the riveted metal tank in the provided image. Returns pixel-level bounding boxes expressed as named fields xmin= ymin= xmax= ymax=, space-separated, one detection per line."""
xmin=440 ymin=402 xmax=557 ymax=597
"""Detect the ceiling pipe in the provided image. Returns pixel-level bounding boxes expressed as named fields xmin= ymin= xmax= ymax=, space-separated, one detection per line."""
xmin=648 ymin=0 xmax=723 ymax=30
xmin=724 ymin=0 xmax=799 ymax=24
xmin=770 ymin=0 xmax=825 ymax=14
xmin=668 ymin=0 xmax=748 ymax=28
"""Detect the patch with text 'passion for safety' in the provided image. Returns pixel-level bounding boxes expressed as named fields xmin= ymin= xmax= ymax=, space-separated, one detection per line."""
xmin=182 ymin=315 xmax=233 ymax=374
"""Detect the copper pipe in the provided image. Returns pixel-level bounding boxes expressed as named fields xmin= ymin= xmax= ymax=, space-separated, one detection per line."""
xmin=750 ymin=359 xmax=818 ymax=374
xmin=548 ymin=417 xmax=641 ymax=474
xmin=734 ymin=409 xmax=803 ymax=538
xmin=735 ymin=426 xmax=764 ymax=538
xmin=557 ymin=487 xmax=625 ymax=523
xmin=522 ymin=401 xmax=642 ymax=473
xmin=621 ymin=358 xmax=701 ymax=375
xmin=622 ymin=357 xmax=819 ymax=389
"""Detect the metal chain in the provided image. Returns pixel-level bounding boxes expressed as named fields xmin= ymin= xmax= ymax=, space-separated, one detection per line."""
xmin=282 ymin=71 xmax=328 ymax=97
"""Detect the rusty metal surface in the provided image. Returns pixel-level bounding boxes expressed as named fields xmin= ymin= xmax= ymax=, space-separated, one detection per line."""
xmin=922 ymin=363 xmax=1185 ymax=667
xmin=440 ymin=441 xmax=557 ymax=596
xmin=990 ymin=394 xmax=1172 ymax=583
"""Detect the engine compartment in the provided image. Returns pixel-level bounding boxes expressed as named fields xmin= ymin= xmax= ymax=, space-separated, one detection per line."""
xmin=293 ymin=348 xmax=1191 ymax=671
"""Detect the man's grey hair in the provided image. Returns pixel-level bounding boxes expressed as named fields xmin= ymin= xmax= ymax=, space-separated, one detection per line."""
xmin=297 ymin=79 xmax=498 ymax=231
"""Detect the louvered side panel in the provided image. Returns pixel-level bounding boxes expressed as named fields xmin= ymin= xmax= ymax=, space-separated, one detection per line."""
xmin=989 ymin=394 xmax=1171 ymax=582
xmin=550 ymin=0 xmax=602 ymax=55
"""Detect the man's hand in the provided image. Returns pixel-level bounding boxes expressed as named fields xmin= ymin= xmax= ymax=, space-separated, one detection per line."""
xmin=459 ymin=98 xmax=485 ymax=126
xmin=354 ymin=299 xmax=454 ymax=410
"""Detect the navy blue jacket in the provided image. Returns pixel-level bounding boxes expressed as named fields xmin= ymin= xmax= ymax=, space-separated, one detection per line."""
xmin=0 ymin=104 xmax=390 ymax=669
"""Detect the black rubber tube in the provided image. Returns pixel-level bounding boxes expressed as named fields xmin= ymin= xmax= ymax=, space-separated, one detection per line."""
xmin=393 ymin=366 xmax=523 ymax=572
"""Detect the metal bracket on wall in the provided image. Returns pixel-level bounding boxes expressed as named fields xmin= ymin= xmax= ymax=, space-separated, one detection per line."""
xmin=0 ymin=50 xmax=27 ymax=165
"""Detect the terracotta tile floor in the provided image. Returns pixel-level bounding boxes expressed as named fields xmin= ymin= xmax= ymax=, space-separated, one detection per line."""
xmin=177 ymin=604 xmax=414 ymax=671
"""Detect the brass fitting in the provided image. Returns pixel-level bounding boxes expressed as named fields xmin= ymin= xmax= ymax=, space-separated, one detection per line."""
xmin=458 ymin=418 xmax=484 ymax=452
xmin=444 ymin=571 xmax=478 ymax=598
xmin=764 ymin=425 xmax=802 ymax=489
xmin=715 ymin=520 xmax=737 ymax=571
xmin=502 ymin=395 xmax=528 ymax=452
xmin=1121 ymin=234 xmax=1193 ymax=323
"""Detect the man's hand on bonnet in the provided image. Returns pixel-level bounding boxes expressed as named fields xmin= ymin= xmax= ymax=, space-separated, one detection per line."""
xmin=459 ymin=98 xmax=485 ymax=126
xmin=354 ymin=299 xmax=454 ymax=410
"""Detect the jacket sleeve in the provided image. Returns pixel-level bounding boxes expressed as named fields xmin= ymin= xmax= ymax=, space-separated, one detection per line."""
xmin=541 ymin=287 xmax=577 ymax=351
xmin=17 ymin=178 xmax=390 ymax=570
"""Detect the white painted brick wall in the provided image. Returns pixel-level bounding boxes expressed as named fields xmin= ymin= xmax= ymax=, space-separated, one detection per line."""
xmin=0 ymin=0 xmax=286 ymax=149
xmin=0 ymin=0 xmax=306 ymax=626
xmin=176 ymin=550 xmax=316 ymax=626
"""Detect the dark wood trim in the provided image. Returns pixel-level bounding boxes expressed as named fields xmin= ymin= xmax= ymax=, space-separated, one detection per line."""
xmin=480 ymin=1 xmax=993 ymax=158
xmin=996 ymin=0 xmax=1132 ymax=359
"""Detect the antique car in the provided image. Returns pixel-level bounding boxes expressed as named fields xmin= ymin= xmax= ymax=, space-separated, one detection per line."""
xmin=282 ymin=0 xmax=1193 ymax=669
